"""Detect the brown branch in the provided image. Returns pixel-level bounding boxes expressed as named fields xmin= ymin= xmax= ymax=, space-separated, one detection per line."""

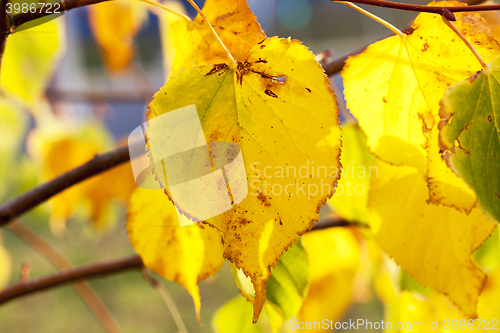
xmin=0 ymin=144 xmax=133 ymax=227
xmin=312 ymin=216 xmax=369 ymax=231
xmin=0 ymin=254 xmax=144 ymax=305
xmin=335 ymin=0 xmax=500 ymax=17
xmin=10 ymin=0 xmax=110 ymax=30
xmin=7 ymin=222 xmax=123 ymax=333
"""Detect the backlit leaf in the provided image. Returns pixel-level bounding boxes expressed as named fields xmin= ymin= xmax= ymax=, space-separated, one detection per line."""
xmin=439 ymin=55 xmax=500 ymax=223
xmin=147 ymin=36 xmax=341 ymax=321
xmin=1 ymin=19 xmax=65 ymax=108
xmin=342 ymin=2 xmax=500 ymax=211
xmin=168 ymin=0 xmax=266 ymax=77
xmin=126 ymin=187 xmax=225 ymax=322
xmin=368 ymin=160 xmax=496 ymax=317
xmin=329 ymin=121 xmax=375 ymax=223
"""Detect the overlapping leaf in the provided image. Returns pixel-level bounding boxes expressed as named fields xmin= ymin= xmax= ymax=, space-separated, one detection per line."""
xmin=126 ymin=187 xmax=225 ymax=322
xmin=368 ymin=160 xmax=496 ymax=317
xmin=167 ymin=0 xmax=266 ymax=77
xmin=147 ymin=35 xmax=341 ymax=321
xmin=342 ymin=2 xmax=500 ymax=211
xmin=439 ymin=55 xmax=500 ymax=223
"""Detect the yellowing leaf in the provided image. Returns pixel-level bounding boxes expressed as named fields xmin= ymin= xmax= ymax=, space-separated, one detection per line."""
xmin=168 ymin=0 xmax=266 ymax=76
xmin=439 ymin=55 xmax=500 ymax=222
xmin=89 ymin=0 xmax=146 ymax=72
xmin=147 ymin=36 xmax=341 ymax=321
xmin=159 ymin=0 xmax=188 ymax=78
xmin=368 ymin=160 xmax=496 ymax=317
xmin=342 ymin=2 xmax=500 ymax=211
xmin=28 ymin=116 xmax=136 ymax=231
xmin=297 ymin=228 xmax=360 ymax=332
xmin=126 ymin=187 xmax=224 ymax=322
xmin=329 ymin=122 xmax=375 ymax=223
xmin=0 ymin=233 xmax=11 ymax=290
xmin=1 ymin=19 xmax=65 ymax=108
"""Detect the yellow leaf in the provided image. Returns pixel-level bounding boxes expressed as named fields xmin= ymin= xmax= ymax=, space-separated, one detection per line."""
xmin=89 ymin=0 xmax=146 ymax=72
xmin=368 ymin=160 xmax=496 ymax=317
xmin=0 ymin=233 xmax=11 ymax=290
xmin=1 ymin=19 xmax=65 ymax=108
xmin=126 ymin=187 xmax=225 ymax=322
xmin=147 ymin=36 xmax=341 ymax=322
xmin=168 ymin=0 xmax=266 ymax=76
xmin=329 ymin=121 xmax=376 ymax=223
xmin=297 ymin=228 xmax=360 ymax=332
xmin=158 ymin=0 xmax=188 ymax=78
xmin=342 ymin=2 xmax=500 ymax=211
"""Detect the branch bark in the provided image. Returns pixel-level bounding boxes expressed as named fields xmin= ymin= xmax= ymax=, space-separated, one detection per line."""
xmin=0 ymin=255 xmax=144 ymax=305
xmin=10 ymin=0 xmax=110 ymax=30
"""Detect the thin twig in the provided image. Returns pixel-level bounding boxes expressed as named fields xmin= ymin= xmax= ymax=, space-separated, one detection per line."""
xmin=312 ymin=216 xmax=369 ymax=231
xmin=334 ymin=0 xmax=500 ymax=16
xmin=142 ymin=268 xmax=189 ymax=333
xmin=7 ymin=221 xmax=123 ymax=333
xmin=0 ymin=254 xmax=144 ymax=305
xmin=442 ymin=16 xmax=487 ymax=68
xmin=0 ymin=143 xmax=136 ymax=227
xmin=185 ymin=0 xmax=235 ymax=63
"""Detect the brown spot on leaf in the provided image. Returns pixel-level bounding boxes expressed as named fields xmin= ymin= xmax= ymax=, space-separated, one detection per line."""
xmin=422 ymin=43 xmax=428 ymax=52
xmin=305 ymin=88 xmax=311 ymax=92
xmin=265 ymin=89 xmax=278 ymax=98
xmin=488 ymin=115 xmax=492 ymax=122
xmin=382 ymin=96 xmax=387 ymax=103
xmin=257 ymin=192 xmax=271 ymax=206
xmin=255 ymin=58 xmax=267 ymax=63
xmin=206 ymin=64 xmax=228 ymax=76
xmin=260 ymin=44 xmax=266 ymax=49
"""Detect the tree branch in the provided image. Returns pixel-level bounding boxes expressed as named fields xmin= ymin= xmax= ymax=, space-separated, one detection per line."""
xmin=7 ymin=222 xmax=123 ymax=333
xmin=10 ymin=0 xmax=110 ymax=30
xmin=336 ymin=0 xmax=500 ymax=16
xmin=0 ymin=254 xmax=144 ymax=305
xmin=0 ymin=144 xmax=133 ymax=227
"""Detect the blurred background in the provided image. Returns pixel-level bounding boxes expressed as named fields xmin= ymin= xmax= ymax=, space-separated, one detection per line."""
xmin=0 ymin=0 xmax=448 ymax=332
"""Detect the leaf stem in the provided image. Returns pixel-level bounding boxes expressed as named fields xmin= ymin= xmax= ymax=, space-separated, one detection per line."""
xmin=185 ymin=0 xmax=235 ymax=63
xmin=7 ymin=221 xmax=123 ymax=333
xmin=442 ymin=17 xmax=487 ymax=68
xmin=138 ymin=0 xmax=190 ymax=21
xmin=141 ymin=268 xmax=189 ymax=333
xmin=340 ymin=2 xmax=405 ymax=38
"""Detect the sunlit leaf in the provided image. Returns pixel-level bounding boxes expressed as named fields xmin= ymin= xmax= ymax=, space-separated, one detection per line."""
xmin=126 ymin=187 xmax=225 ymax=322
xmin=368 ymin=160 xmax=496 ymax=317
xmin=168 ymin=0 xmax=266 ymax=77
xmin=147 ymin=36 xmax=341 ymax=321
xmin=329 ymin=122 xmax=375 ymax=223
xmin=1 ymin=19 xmax=65 ymax=108
xmin=342 ymin=2 xmax=500 ymax=211
xmin=439 ymin=55 xmax=500 ymax=223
